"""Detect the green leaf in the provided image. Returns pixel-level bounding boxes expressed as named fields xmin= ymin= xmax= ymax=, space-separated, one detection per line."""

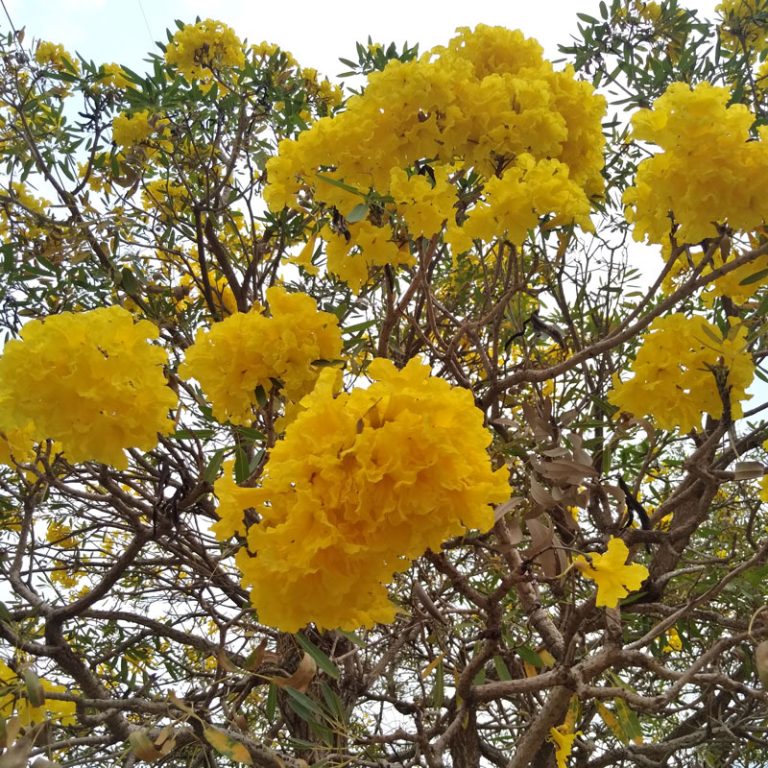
xmin=319 ymin=682 xmax=345 ymax=722
xmin=254 ymin=385 xmax=268 ymax=408
xmin=171 ymin=429 xmax=215 ymax=441
xmin=283 ymin=687 xmax=324 ymax=719
xmin=517 ymin=646 xmax=544 ymax=667
xmin=234 ymin=446 xmax=250 ymax=484
xmin=22 ymin=669 xmax=44 ymax=708
xmin=295 ymin=633 xmax=340 ymax=680
xmin=614 ymin=697 xmax=643 ymax=744
xmin=120 ymin=267 xmax=141 ymax=295
xmin=315 ymin=173 xmax=362 ymax=196
xmin=235 ymin=426 xmax=266 ymax=442
xmin=337 ymin=629 xmax=365 ymax=647
xmin=431 ymin=658 xmax=444 ymax=709
xmin=493 ymin=655 xmax=512 ymax=681
xmin=739 ymin=267 xmax=768 ymax=286
xmin=266 ymin=683 xmax=277 ymax=720
xmin=346 ymin=203 xmax=369 ymax=223
xmin=203 ymin=449 xmax=226 ymax=484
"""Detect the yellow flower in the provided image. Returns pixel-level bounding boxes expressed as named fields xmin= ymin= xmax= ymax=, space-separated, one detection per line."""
xmin=98 ymin=62 xmax=132 ymax=90
xmin=165 ymin=19 xmax=245 ymax=84
xmin=46 ymin=520 xmax=78 ymax=549
xmin=180 ymin=286 xmax=342 ymax=423
xmin=717 ymin=0 xmax=768 ymax=52
xmin=663 ymin=627 xmax=683 ymax=653
xmin=34 ymin=41 xmax=79 ymax=73
xmin=608 ymin=314 xmax=754 ymax=433
xmin=0 ymin=660 xmax=76 ymax=726
xmin=625 ymin=82 xmax=768 ymax=244
xmin=112 ymin=110 xmax=155 ymax=148
xmin=573 ymin=537 xmax=649 ymax=608
xmin=219 ymin=357 xmax=509 ymax=631
xmin=550 ymin=724 xmax=578 ymax=768
xmin=0 ymin=307 xmax=176 ymax=469
xmin=265 ymin=24 xmax=605 ymax=289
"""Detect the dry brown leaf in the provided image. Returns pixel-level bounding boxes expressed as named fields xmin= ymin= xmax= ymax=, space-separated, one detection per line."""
xmin=266 ymin=652 xmax=316 ymax=693
xmin=529 ymin=474 xmax=556 ymax=509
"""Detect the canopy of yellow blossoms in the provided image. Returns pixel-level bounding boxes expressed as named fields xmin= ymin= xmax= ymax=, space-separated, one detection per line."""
xmin=265 ymin=24 xmax=606 ymax=290
xmin=214 ymin=358 xmax=509 ymax=631
xmin=0 ymin=307 xmax=175 ymax=468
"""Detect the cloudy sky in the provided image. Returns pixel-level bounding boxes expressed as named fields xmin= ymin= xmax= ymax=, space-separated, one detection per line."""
xmin=7 ymin=0 xmax=721 ymax=77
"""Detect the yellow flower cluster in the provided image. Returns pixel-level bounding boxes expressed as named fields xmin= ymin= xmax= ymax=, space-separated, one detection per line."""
xmin=0 ymin=660 xmax=76 ymax=726
xmin=0 ymin=421 xmax=39 ymax=467
xmin=215 ymin=358 xmax=509 ymax=631
xmin=0 ymin=182 xmax=50 ymax=243
xmin=98 ymin=62 xmax=132 ymax=90
xmin=112 ymin=110 xmax=155 ymax=148
xmin=180 ymin=286 xmax=343 ymax=424
xmin=625 ymin=82 xmax=768 ymax=245
xmin=1 ymin=666 xmax=74 ymax=722
xmin=34 ymin=40 xmax=79 ymax=73
xmin=46 ymin=520 xmax=78 ymax=549
xmin=658 ymin=240 xmax=768 ymax=307
xmin=265 ymin=25 xmax=605 ymax=289
xmin=701 ymin=249 xmax=768 ymax=306
xmin=164 ymin=19 xmax=245 ymax=84
xmin=142 ymin=179 xmax=189 ymax=220
xmin=0 ymin=307 xmax=176 ymax=468
xmin=717 ymin=0 xmax=768 ymax=53
xmin=609 ymin=314 xmax=755 ymax=433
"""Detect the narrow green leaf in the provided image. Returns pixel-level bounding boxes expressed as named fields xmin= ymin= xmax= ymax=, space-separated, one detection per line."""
xmin=739 ymin=267 xmax=768 ymax=286
xmin=337 ymin=629 xmax=365 ymax=647
xmin=295 ymin=633 xmax=340 ymax=680
xmin=171 ymin=429 xmax=215 ymax=440
xmin=315 ymin=173 xmax=362 ymax=196
xmin=235 ymin=426 xmax=266 ymax=442
xmin=319 ymin=682 xmax=345 ymax=722
xmin=517 ymin=646 xmax=544 ymax=667
xmin=203 ymin=449 xmax=226 ymax=484
xmin=234 ymin=446 xmax=249 ymax=484
xmin=120 ymin=267 xmax=141 ymax=295
xmin=346 ymin=203 xmax=369 ymax=223
xmin=493 ymin=655 xmax=512 ymax=681
xmin=431 ymin=659 xmax=444 ymax=709
xmin=283 ymin=687 xmax=323 ymax=720
xmin=266 ymin=683 xmax=277 ymax=720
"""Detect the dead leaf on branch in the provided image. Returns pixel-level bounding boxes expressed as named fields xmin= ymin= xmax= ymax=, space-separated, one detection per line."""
xmin=264 ymin=652 xmax=316 ymax=693
xmin=523 ymin=515 xmax=567 ymax=578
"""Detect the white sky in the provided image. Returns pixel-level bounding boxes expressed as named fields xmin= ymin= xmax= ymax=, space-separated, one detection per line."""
xmin=8 ymin=0 xmax=721 ymax=77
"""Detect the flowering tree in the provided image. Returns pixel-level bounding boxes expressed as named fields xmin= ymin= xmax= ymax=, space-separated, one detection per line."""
xmin=1 ymin=2 xmax=768 ymax=767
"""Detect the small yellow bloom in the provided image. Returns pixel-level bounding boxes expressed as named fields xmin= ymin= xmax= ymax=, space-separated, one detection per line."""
xmin=573 ymin=538 xmax=649 ymax=608
xmin=550 ymin=724 xmax=579 ymax=768
xmin=663 ymin=627 xmax=683 ymax=653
